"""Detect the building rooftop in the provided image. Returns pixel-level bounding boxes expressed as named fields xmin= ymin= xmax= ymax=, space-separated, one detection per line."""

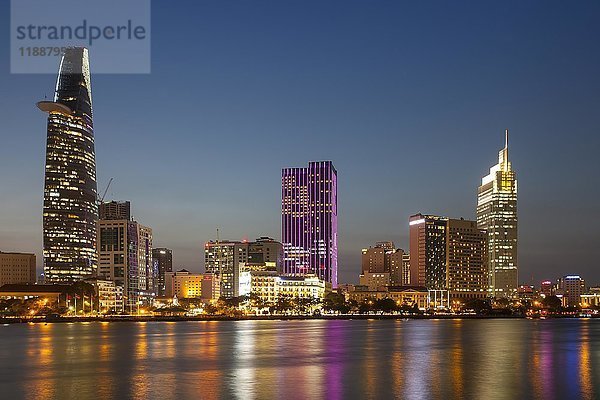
xmin=0 ymin=284 xmax=70 ymax=293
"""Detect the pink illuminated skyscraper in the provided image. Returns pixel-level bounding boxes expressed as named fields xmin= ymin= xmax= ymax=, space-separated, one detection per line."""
xmin=282 ymin=161 xmax=338 ymax=287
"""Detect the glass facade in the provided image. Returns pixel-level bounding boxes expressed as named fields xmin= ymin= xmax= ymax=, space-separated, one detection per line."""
xmin=409 ymin=214 xmax=447 ymax=290
xmin=98 ymin=219 xmax=153 ymax=308
xmin=152 ymin=248 xmax=173 ymax=297
xmin=281 ymin=161 xmax=338 ymax=287
xmin=204 ymin=241 xmax=248 ymax=298
xmin=477 ymin=130 xmax=518 ymax=298
xmin=39 ymin=48 xmax=98 ymax=283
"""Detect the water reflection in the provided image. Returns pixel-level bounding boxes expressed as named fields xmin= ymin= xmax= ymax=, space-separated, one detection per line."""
xmin=0 ymin=319 xmax=599 ymax=399
xmin=579 ymin=321 xmax=593 ymax=400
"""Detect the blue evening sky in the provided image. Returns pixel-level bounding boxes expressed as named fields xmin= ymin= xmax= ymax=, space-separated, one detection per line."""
xmin=0 ymin=1 xmax=599 ymax=284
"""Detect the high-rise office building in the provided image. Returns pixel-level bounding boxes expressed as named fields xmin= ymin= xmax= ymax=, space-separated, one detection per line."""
xmin=97 ymin=216 xmax=154 ymax=308
xmin=409 ymin=214 xmax=447 ymax=289
xmin=204 ymin=240 xmax=248 ymax=298
xmin=282 ymin=161 xmax=338 ymax=287
xmin=247 ymin=237 xmax=283 ymax=272
xmin=388 ymin=249 xmax=408 ymax=286
xmin=38 ymin=47 xmax=98 ymax=283
xmin=446 ymin=218 xmax=488 ymax=300
xmin=401 ymin=253 xmax=411 ymax=285
xmin=152 ymin=248 xmax=173 ymax=297
xmin=409 ymin=214 xmax=487 ymax=301
xmin=361 ymin=244 xmax=387 ymax=273
xmin=477 ymin=130 xmax=518 ymax=298
xmin=557 ymin=275 xmax=585 ymax=307
xmin=205 ymin=237 xmax=284 ymax=298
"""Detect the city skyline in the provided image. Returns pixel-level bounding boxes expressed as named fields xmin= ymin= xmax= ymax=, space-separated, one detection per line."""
xmin=0 ymin=2 xmax=599 ymax=285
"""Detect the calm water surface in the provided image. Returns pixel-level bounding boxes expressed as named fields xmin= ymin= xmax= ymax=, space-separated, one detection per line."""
xmin=0 ymin=319 xmax=598 ymax=399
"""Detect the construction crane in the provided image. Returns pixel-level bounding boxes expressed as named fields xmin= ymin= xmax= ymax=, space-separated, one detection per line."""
xmin=98 ymin=178 xmax=114 ymax=204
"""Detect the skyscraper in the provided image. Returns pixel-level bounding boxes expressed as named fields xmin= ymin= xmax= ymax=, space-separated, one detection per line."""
xmin=153 ymin=248 xmax=173 ymax=297
xmin=282 ymin=161 xmax=338 ymax=287
xmin=409 ymin=214 xmax=448 ymax=289
xmin=204 ymin=240 xmax=247 ymax=298
xmin=446 ymin=218 xmax=488 ymax=301
xmin=205 ymin=237 xmax=284 ymax=298
xmin=409 ymin=214 xmax=488 ymax=302
xmin=477 ymin=130 xmax=518 ymax=298
xmin=38 ymin=48 xmax=98 ymax=283
xmin=97 ymin=218 xmax=154 ymax=308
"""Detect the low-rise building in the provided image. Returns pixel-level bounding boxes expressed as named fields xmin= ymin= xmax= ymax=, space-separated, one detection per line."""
xmin=85 ymin=278 xmax=124 ymax=313
xmin=249 ymin=271 xmax=279 ymax=304
xmin=277 ymin=275 xmax=329 ymax=299
xmin=540 ymin=280 xmax=553 ymax=297
xmin=581 ymin=293 xmax=600 ymax=308
xmin=517 ymin=285 xmax=535 ymax=302
xmin=0 ymin=252 xmax=36 ymax=286
xmin=0 ymin=284 xmax=68 ymax=303
xmin=249 ymin=273 xmax=329 ymax=304
xmin=165 ymin=270 xmax=220 ymax=301
xmin=346 ymin=286 xmax=429 ymax=309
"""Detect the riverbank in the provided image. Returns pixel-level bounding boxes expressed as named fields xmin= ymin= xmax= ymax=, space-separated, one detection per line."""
xmin=0 ymin=313 xmax=558 ymax=324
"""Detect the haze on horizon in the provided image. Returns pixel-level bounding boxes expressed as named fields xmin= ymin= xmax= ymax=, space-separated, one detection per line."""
xmin=0 ymin=1 xmax=599 ymax=285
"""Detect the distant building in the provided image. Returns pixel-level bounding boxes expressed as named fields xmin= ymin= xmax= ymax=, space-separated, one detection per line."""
xmin=409 ymin=214 xmax=488 ymax=301
xmin=362 ymin=245 xmax=387 ymax=273
xmin=402 ymin=253 xmax=411 ymax=285
xmin=361 ymin=242 xmax=407 ymax=286
xmin=152 ymin=248 xmax=173 ymax=296
xmin=99 ymin=201 xmax=131 ymax=220
xmin=164 ymin=270 xmax=220 ymax=301
xmin=39 ymin=48 xmax=98 ymax=284
xmin=0 ymin=284 xmax=69 ymax=303
xmin=249 ymin=271 xmax=279 ymax=304
xmin=0 ymin=252 xmax=36 ymax=286
xmin=97 ymin=217 xmax=154 ymax=309
xmin=205 ymin=240 xmax=248 ymax=298
xmin=517 ymin=285 xmax=535 ymax=302
xmin=409 ymin=214 xmax=448 ymax=289
xmin=389 ymin=250 xmax=409 ymax=286
xmin=359 ymin=272 xmax=390 ymax=291
xmin=282 ymin=161 xmax=338 ymax=287
xmin=445 ymin=219 xmax=488 ymax=301
xmin=248 ymin=272 xmax=329 ymax=304
xmin=277 ymin=275 xmax=329 ymax=299
xmin=557 ymin=275 xmax=585 ymax=307
xmin=346 ymin=286 xmax=429 ymax=310
xmin=581 ymin=293 xmax=600 ymax=308
xmin=248 ymin=237 xmax=283 ymax=272
xmin=540 ymin=280 xmax=553 ymax=297
xmin=205 ymin=238 xmax=283 ymax=298
xmin=477 ymin=130 xmax=518 ymax=298
xmin=84 ymin=278 xmax=124 ymax=313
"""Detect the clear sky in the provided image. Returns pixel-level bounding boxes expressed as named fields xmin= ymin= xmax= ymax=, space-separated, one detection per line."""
xmin=1 ymin=1 xmax=599 ymax=285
